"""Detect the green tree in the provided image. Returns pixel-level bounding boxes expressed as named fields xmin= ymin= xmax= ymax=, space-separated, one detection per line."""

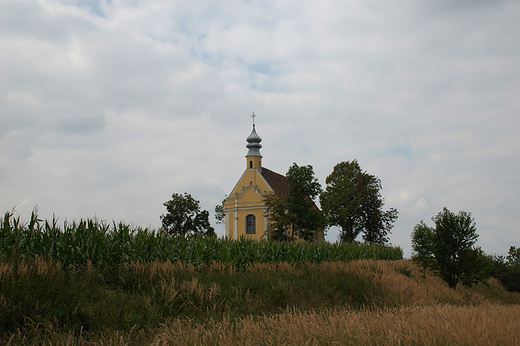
xmin=507 ymin=246 xmax=520 ymax=266
xmin=265 ymin=163 xmax=325 ymax=241
xmin=264 ymin=192 xmax=294 ymax=241
xmin=160 ymin=193 xmax=215 ymax=236
xmin=411 ymin=207 xmax=486 ymax=289
xmin=411 ymin=220 xmax=435 ymax=273
xmin=214 ymin=198 xmax=226 ymax=225
xmin=319 ymin=160 xmax=397 ymax=244
xmin=491 ymin=246 xmax=520 ymax=292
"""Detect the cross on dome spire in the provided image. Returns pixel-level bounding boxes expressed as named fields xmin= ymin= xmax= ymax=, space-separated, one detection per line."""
xmin=246 ymin=112 xmax=262 ymax=158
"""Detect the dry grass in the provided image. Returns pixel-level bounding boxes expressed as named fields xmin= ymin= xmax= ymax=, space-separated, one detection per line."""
xmin=10 ymin=305 xmax=519 ymax=345
xmin=3 ymin=259 xmax=520 ymax=345
xmin=340 ymin=260 xmax=482 ymax=306
xmin=0 ymin=256 xmax=61 ymax=279
xmin=148 ymin=304 xmax=520 ymax=346
xmin=130 ymin=259 xmax=493 ymax=308
xmin=1 ymin=258 xmax=509 ymax=307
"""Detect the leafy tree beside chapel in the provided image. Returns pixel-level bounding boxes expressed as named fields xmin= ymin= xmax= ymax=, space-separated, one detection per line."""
xmin=265 ymin=163 xmax=325 ymax=241
xmin=161 ymin=193 xmax=215 ymax=236
xmin=214 ymin=198 xmax=226 ymax=225
xmin=319 ymin=160 xmax=398 ymax=244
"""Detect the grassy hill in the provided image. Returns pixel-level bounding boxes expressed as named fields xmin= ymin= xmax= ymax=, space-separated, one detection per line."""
xmin=1 ymin=213 xmax=519 ymax=344
xmin=1 ymin=257 xmax=519 ymax=345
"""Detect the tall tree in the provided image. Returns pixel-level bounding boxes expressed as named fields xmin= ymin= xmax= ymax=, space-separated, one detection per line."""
xmin=214 ymin=198 xmax=226 ymax=225
xmin=507 ymin=246 xmax=520 ymax=267
xmin=411 ymin=207 xmax=487 ymax=289
xmin=319 ymin=160 xmax=397 ymax=243
xmin=411 ymin=220 xmax=435 ymax=272
xmin=265 ymin=163 xmax=325 ymax=241
xmin=161 ymin=193 xmax=215 ymax=236
xmin=264 ymin=192 xmax=294 ymax=241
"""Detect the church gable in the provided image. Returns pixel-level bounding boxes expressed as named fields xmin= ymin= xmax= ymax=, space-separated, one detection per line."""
xmin=226 ymin=169 xmax=272 ymax=204
xmin=238 ymin=184 xmax=265 ymax=200
xmin=223 ymin=116 xmax=324 ymax=242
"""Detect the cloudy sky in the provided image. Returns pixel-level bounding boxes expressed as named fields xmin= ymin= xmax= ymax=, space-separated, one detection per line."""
xmin=1 ymin=0 xmax=519 ymax=257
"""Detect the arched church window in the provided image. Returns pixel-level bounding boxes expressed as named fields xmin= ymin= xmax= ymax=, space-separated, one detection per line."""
xmin=246 ymin=214 xmax=256 ymax=234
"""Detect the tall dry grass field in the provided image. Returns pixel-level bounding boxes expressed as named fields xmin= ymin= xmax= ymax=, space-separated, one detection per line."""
xmin=7 ymin=305 xmax=519 ymax=345
xmin=3 ymin=259 xmax=520 ymax=345
xmin=151 ymin=304 xmax=520 ymax=346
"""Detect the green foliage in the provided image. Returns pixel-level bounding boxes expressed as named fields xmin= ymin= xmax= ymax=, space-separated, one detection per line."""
xmin=411 ymin=220 xmax=435 ymax=271
xmin=286 ymin=163 xmax=322 ymax=201
xmin=494 ymin=265 xmax=520 ymax=293
xmin=264 ymin=192 xmax=293 ymax=241
xmin=411 ymin=207 xmax=489 ymax=289
xmin=320 ymin=160 xmax=398 ymax=244
xmin=490 ymin=246 xmax=520 ymax=293
xmin=266 ymin=163 xmax=325 ymax=241
xmin=286 ymin=163 xmax=326 ymax=241
xmin=0 ymin=210 xmax=403 ymax=339
xmin=214 ymin=198 xmax=226 ymax=225
xmin=507 ymin=246 xmax=520 ymax=266
xmin=0 ymin=211 xmax=403 ymax=269
xmin=0 ymin=260 xmax=391 ymax=339
xmin=161 ymin=193 xmax=215 ymax=236
xmin=2 ymin=258 xmax=520 ymax=344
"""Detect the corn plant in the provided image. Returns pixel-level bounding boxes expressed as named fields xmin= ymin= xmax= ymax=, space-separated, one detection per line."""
xmin=0 ymin=211 xmax=403 ymax=268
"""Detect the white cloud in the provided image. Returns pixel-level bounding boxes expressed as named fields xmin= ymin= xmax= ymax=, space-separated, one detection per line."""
xmin=0 ymin=0 xmax=519 ymax=257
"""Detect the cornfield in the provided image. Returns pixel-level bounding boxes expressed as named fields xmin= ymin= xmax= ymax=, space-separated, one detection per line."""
xmin=0 ymin=211 xmax=403 ymax=268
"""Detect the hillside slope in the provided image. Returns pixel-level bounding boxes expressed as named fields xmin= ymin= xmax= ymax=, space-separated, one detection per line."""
xmin=1 ymin=259 xmax=519 ymax=345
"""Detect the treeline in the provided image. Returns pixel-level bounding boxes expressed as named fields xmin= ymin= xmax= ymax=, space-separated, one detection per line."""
xmin=0 ymin=211 xmax=403 ymax=269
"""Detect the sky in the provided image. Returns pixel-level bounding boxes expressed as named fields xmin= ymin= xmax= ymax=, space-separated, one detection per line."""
xmin=1 ymin=0 xmax=519 ymax=257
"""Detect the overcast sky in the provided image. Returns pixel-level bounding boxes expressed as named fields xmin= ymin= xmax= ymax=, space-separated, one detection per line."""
xmin=1 ymin=0 xmax=519 ymax=257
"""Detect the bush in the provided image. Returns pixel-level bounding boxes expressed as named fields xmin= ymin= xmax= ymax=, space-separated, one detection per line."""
xmin=490 ymin=247 xmax=520 ymax=293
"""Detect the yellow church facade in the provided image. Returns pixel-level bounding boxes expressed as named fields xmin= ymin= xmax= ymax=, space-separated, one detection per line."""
xmin=223 ymin=119 xmax=324 ymax=241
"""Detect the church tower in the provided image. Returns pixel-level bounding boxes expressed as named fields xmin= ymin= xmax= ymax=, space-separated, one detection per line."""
xmin=223 ymin=113 xmax=325 ymax=241
xmin=223 ymin=114 xmax=271 ymax=240
xmin=245 ymin=114 xmax=263 ymax=170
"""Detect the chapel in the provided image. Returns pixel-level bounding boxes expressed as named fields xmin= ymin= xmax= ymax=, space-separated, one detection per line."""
xmin=223 ymin=115 xmax=324 ymax=241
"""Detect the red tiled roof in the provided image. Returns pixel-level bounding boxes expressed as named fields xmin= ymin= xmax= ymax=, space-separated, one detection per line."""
xmin=260 ymin=167 xmax=289 ymax=195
